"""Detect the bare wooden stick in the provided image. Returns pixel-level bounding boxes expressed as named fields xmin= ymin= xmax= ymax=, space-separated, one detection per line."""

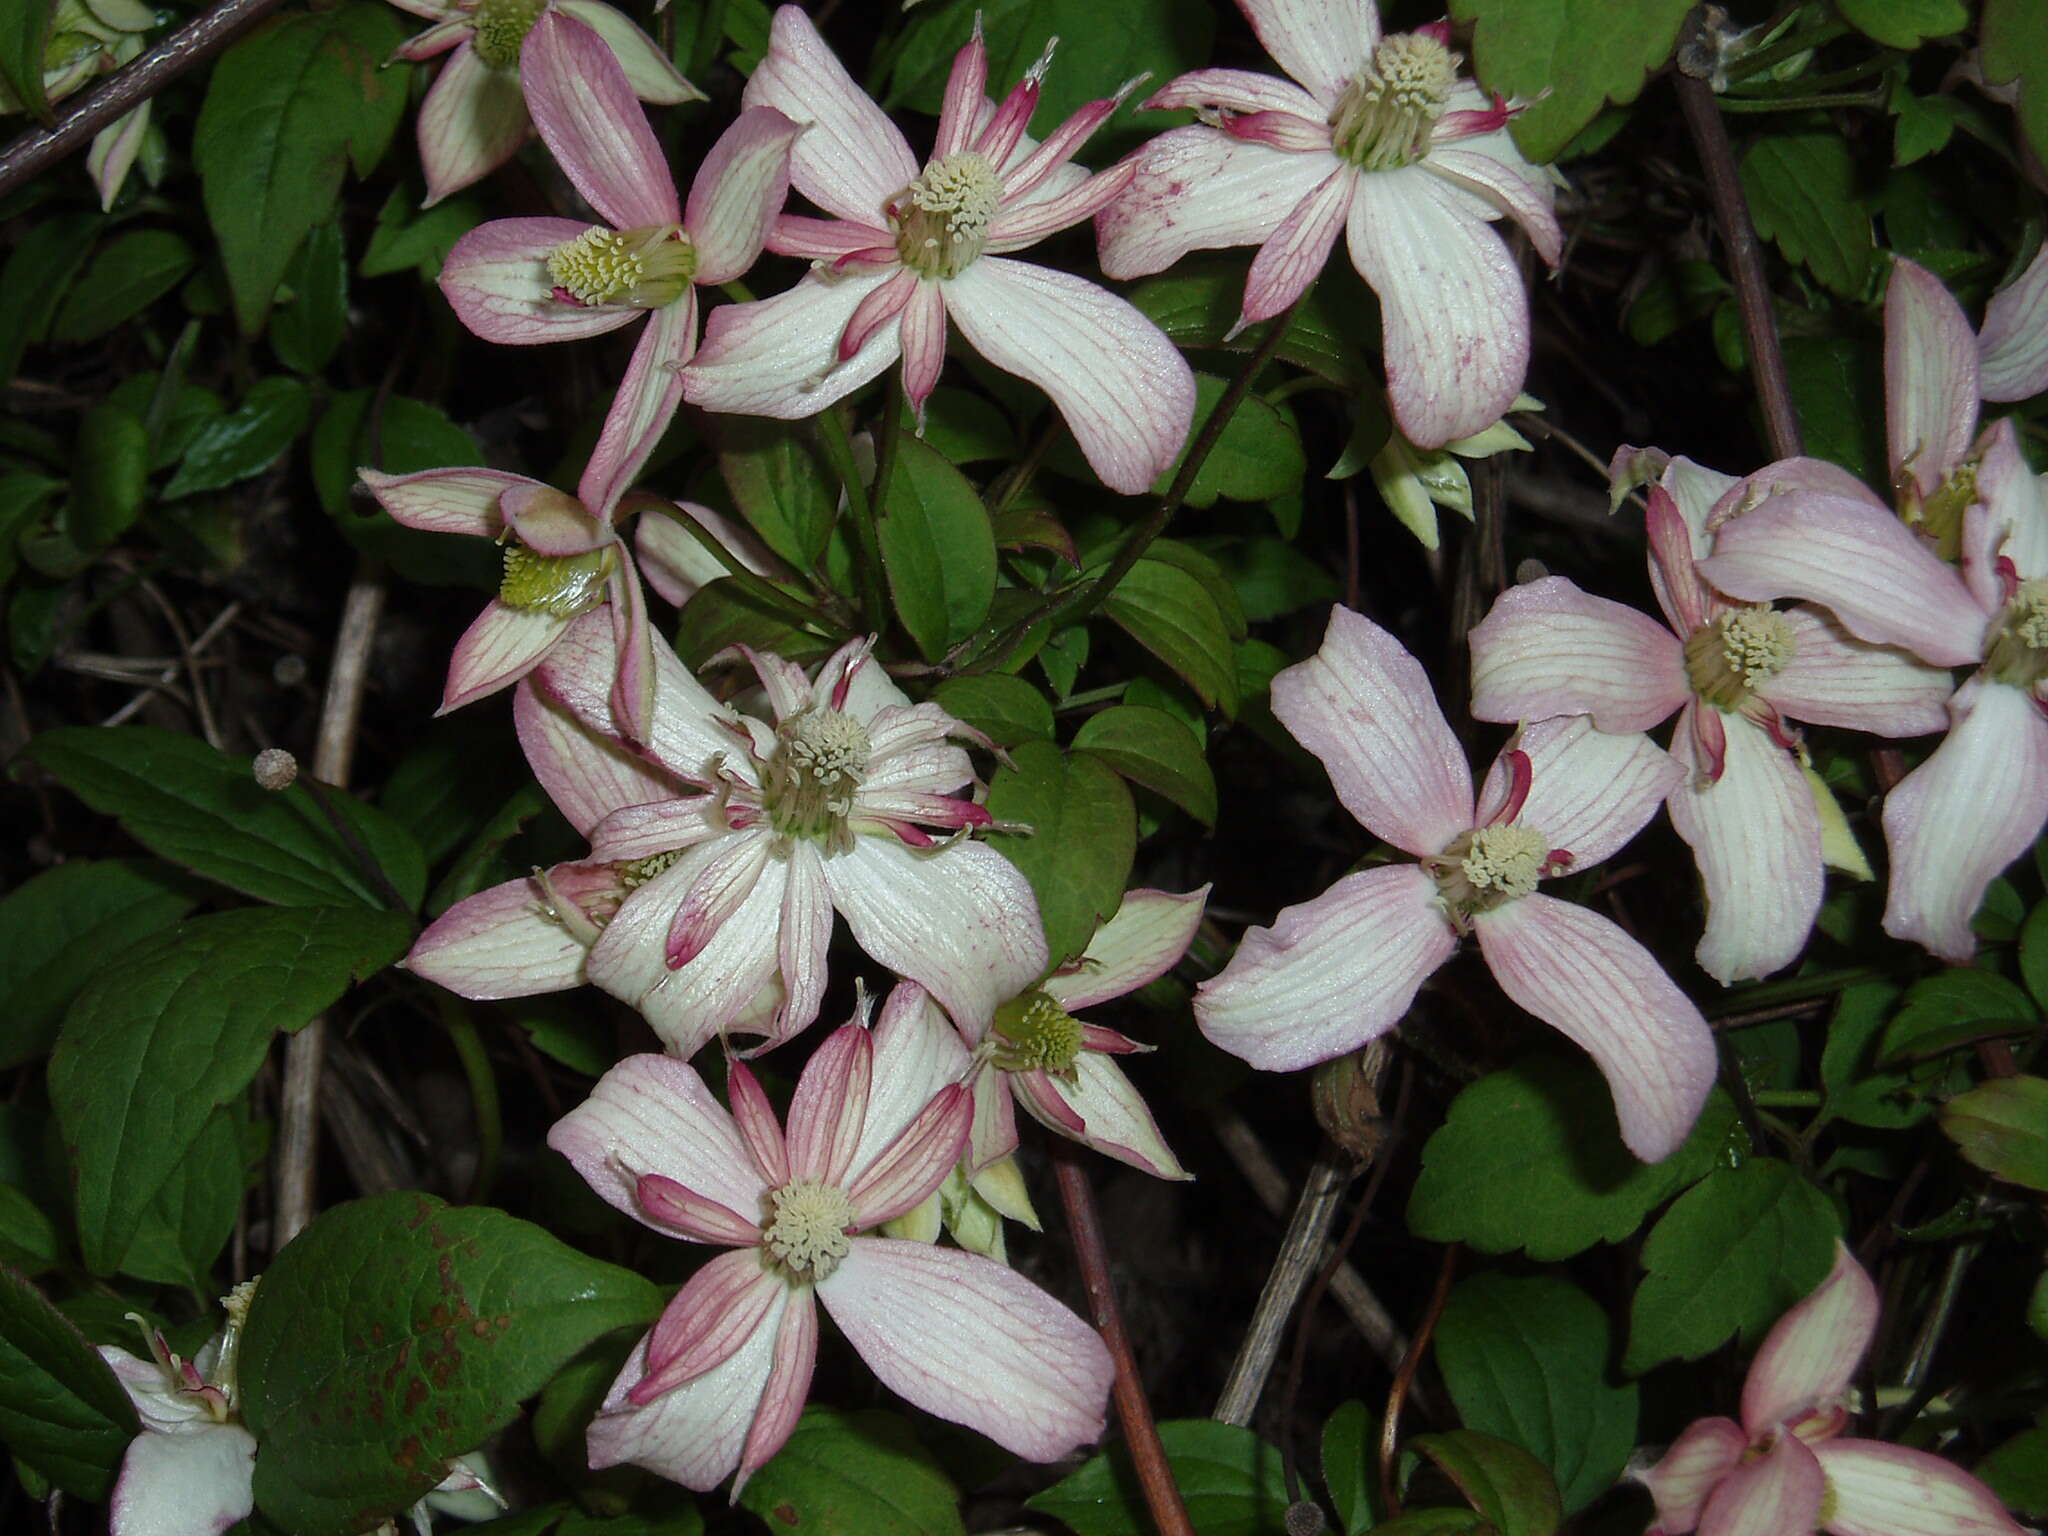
xmin=1214 ymin=1155 xmax=1352 ymax=1427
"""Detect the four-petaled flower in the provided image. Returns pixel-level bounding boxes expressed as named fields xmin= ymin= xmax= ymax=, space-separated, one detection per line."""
xmin=1096 ymin=0 xmax=1561 ymax=447
xmin=680 ymin=6 xmax=1195 ymax=495
xmin=1194 ymin=606 xmax=1715 ymax=1162
xmin=548 ymin=1017 xmax=1115 ymax=1495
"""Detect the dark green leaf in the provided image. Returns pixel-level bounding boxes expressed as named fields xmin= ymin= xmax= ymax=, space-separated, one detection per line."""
xmin=1029 ymin=1419 xmax=1290 ymax=1536
xmin=271 ymin=220 xmax=349 ymax=374
xmin=1741 ymin=133 xmax=1875 ymax=297
xmin=0 ymin=212 xmax=100 ymax=385
xmin=162 ymin=375 xmax=311 ymax=499
xmin=1840 ymin=0 xmax=1966 ymax=49
xmin=0 ymin=1264 xmax=138 ymax=1500
xmin=1072 ymin=704 xmax=1216 ymax=825
xmin=1101 ymin=556 xmax=1240 ymax=715
xmin=1893 ymin=89 xmax=1962 ymax=165
xmin=675 ymin=577 xmax=836 ymax=671
xmin=985 ymin=740 xmax=1135 ymax=967
xmin=428 ymin=781 xmax=550 ymax=916
xmin=0 ymin=1186 xmax=61 ymax=1276
xmin=2019 ymin=901 xmax=2048 ymax=1013
xmin=1408 ymin=1055 xmax=1737 ymax=1261
xmin=990 ymin=502 xmax=1077 ymax=565
xmin=879 ymin=433 xmax=997 ymax=659
xmin=69 ymin=401 xmax=150 ymax=549
xmin=0 ymin=859 xmax=201 ymax=1069
xmin=380 ymin=716 xmax=529 ymax=869
xmin=1625 ymin=1159 xmax=1840 ymax=1373
xmin=1881 ymin=968 xmax=2037 ymax=1063
xmin=0 ymin=470 xmax=63 ymax=586
xmin=242 ymin=1192 xmax=662 ymax=1536
xmin=1033 ymin=622 xmax=1088 ymax=698
xmin=51 ymin=905 xmax=409 ymax=1273
xmin=1193 ymin=536 xmax=1340 ymax=624
xmin=716 ymin=416 xmax=836 ymax=569
xmin=360 ymin=187 xmax=483 ymax=279
xmin=1985 ymin=0 xmax=2048 ymax=169
xmin=51 ymin=229 xmax=196 ymax=343
xmin=1154 ymin=373 xmax=1306 ymax=509
xmin=920 ymin=388 xmax=1015 ymax=465
xmin=1819 ymin=981 xmax=1927 ymax=1129
xmin=1410 ymin=1432 xmax=1561 ymax=1536
xmin=1978 ymin=1418 xmax=2048 ymax=1518
xmin=310 ymin=390 xmax=497 ymax=587
xmin=932 ymin=674 xmax=1055 ymax=746
xmin=1321 ymin=1401 xmax=1377 ymax=1536
xmin=1781 ymin=337 xmax=1885 ymax=486
xmin=1940 ymin=1076 xmax=2048 ymax=1190
xmin=1125 ymin=262 xmax=1373 ymax=391
xmin=113 ymin=1103 xmax=243 ymax=1288
xmin=738 ymin=1407 xmax=964 ymax=1535
xmin=0 ymin=0 xmax=54 ymax=121
xmin=29 ymin=724 xmax=427 ymax=910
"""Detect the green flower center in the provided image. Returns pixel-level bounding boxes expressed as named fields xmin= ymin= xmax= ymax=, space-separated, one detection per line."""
xmin=891 ymin=152 xmax=1002 ymax=279
xmin=1684 ymin=605 xmax=1795 ymax=711
xmin=468 ymin=0 xmax=544 ymax=69
xmin=1984 ymin=579 xmax=2048 ymax=688
xmin=762 ymin=709 xmax=872 ymax=851
xmin=1428 ymin=822 xmax=1553 ymax=922
xmin=990 ymin=989 xmax=1084 ymax=1076
xmin=1329 ymin=32 xmax=1458 ymax=171
xmin=498 ymin=543 xmax=614 ymax=616
xmin=615 ymin=850 xmax=683 ymax=890
xmin=1906 ymin=459 xmax=1978 ymax=561
xmin=761 ymin=1178 xmax=855 ymax=1282
xmin=546 ymin=226 xmax=697 ymax=309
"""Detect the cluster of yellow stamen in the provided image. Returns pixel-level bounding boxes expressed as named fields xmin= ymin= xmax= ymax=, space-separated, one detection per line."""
xmin=467 ymin=0 xmax=544 ymax=70
xmin=1985 ymin=579 xmax=2048 ymax=688
xmin=762 ymin=708 xmax=872 ymax=851
xmin=1684 ymin=605 xmax=1795 ymax=711
xmin=891 ymin=152 xmax=1003 ymax=279
xmin=1428 ymin=822 xmax=1554 ymax=923
xmin=761 ymin=1179 xmax=856 ymax=1281
xmin=615 ymin=850 xmax=683 ymax=890
xmin=1328 ymin=32 xmax=1458 ymax=172
xmin=546 ymin=226 xmax=696 ymax=309
xmin=989 ymin=989 xmax=1085 ymax=1076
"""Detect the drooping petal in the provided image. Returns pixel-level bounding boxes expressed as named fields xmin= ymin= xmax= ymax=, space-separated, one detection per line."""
xmin=553 ymin=0 xmax=702 ymax=106
xmin=393 ymin=17 xmax=469 ymax=59
xmin=1667 ymin=708 xmax=1823 ymax=985
xmin=406 ymin=862 xmax=615 ymax=998
xmin=1237 ymin=0 xmax=1377 ymax=104
xmin=1660 ymin=453 xmax=1743 ymax=561
xmin=1638 ymin=1417 xmax=1747 ymax=1536
xmin=358 ymin=465 xmax=531 ymax=536
xmin=1973 ymin=416 xmax=2048 ymax=583
xmin=1346 ymin=167 xmax=1528 ymax=447
xmin=1094 ymin=126 xmax=1333 ymax=281
xmin=742 ymin=5 xmax=917 ymax=225
xmin=1467 ymin=576 xmax=1688 ymax=733
xmin=1742 ymin=1241 xmax=1878 ymax=1439
xmin=1645 ymin=482 xmax=1714 ymax=635
xmin=634 ymin=502 xmax=773 ymax=608
xmin=1029 ymin=1052 xmax=1189 ymax=1179
xmin=1423 ymin=145 xmax=1563 ymax=266
xmin=1698 ymin=1433 xmax=1826 ymax=1536
xmin=1194 ymin=864 xmax=1456 ymax=1070
xmin=733 ymin=1286 xmax=818 ymax=1495
xmin=765 ymin=213 xmax=895 ymax=262
xmin=523 ymin=12 xmax=679 ymax=230
xmin=547 ymin=1052 xmax=770 ymax=1228
xmin=769 ymin=843 xmax=835 ymax=1050
xmin=1811 ymin=1439 xmax=2026 ymax=1536
xmin=440 ymin=602 xmax=563 ymax=714
xmin=580 ymin=291 xmax=696 ymax=516
xmin=1271 ymin=605 xmax=1473 ymax=856
xmin=1238 ymin=167 xmax=1352 ymax=325
xmin=1884 ymin=256 xmax=1981 ymax=498
xmin=684 ymin=106 xmax=803 ymax=285
xmin=899 ymin=279 xmax=949 ymax=410
xmin=107 ymin=1421 xmax=257 ymax=1536
xmin=1491 ymin=715 xmax=1681 ymax=870
xmin=1977 ymin=245 xmax=2048 ymax=402
xmin=820 ymin=838 xmax=1048 ymax=1038
xmin=1699 ymin=493 xmax=1989 ymax=666
xmin=1473 ymin=895 xmax=1716 ymax=1162
xmin=1141 ymin=67 xmax=1329 ymax=120
xmin=941 ymin=257 xmax=1195 ymax=496
xmin=439 ymin=217 xmax=644 ymax=344
xmin=1881 ymin=676 xmax=2048 ymax=961
xmin=821 ymin=1238 xmax=1112 ymax=1461
xmin=535 ymin=609 xmax=739 ymax=786
xmin=682 ymin=270 xmax=902 ymax=420
xmin=500 ymin=482 xmax=608 ymax=554
xmin=639 ymin=1251 xmax=784 ymax=1397
xmin=1761 ymin=608 xmax=1954 ymax=738
xmin=844 ymin=1084 xmax=971 ymax=1227
xmin=418 ymin=43 xmax=529 ymax=208
xmin=1042 ymin=886 xmax=1210 ymax=1010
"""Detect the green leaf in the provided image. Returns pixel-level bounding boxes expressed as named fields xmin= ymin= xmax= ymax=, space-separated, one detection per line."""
xmin=1409 ymin=1432 xmax=1561 ymax=1536
xmin=69 ymin=401 xmax=151 ymax=549
xmin=919 ymin=388 xmax=1016 ymax=465
xmin=1741 ymin=133 xmax=1876 ymax=297
xmin=1839 ymin=0 xmax=1965 ymax=49
xmin=380 ymin=716 xmax=530 ymax=868
xmin=931 ymin=675 xmax=1055 ymax=746
xmin=2019 ymin=901 xmax=2048 ymax=1013
xmin=50 ymin=229 xmax=197 ymax=343
xmin=1625 ymin=1159 xmax=1840 ymax=1374
xmin=0 ymin=211 xmax=100 ymax=386
xmin=1940 ymin=1076 xmax=2048 ymax=1191
xmin=1154 ymin=373 xmax=1306 ymax=509
xmin=2031 ymin=1272 xmax=2048 ymax=1342
xmin=242 ymin=1192 xmax=663 ymax=1536
xmin=1893 ymin=89 xmax=1963 ymax=166
xmin=0 ymin=859 xmax=200 ymax=1069
xmin=675 ymin=577 xmax=836 ymax=671
xmin=1449 ymin=0 xmax=1693 ymax=164
xmin=0 ymin=1264 xmax=139 ymax=1500
xmin=1881 ymin=968 xmax=2037 ymax=1063
xmin=271 ymin=220 xmax=350 ymax=374
xmin=1193 ymin=536 xmax=1339 ymax=624
xmin=360 ymin=187 xmax=483 ymax=279
xmin=738 ymin=1407 xmax=964 ymax=1535
xmin=717 ymin=416 xmax=836 ymax=569
xmin=310 ymin=389 xmax=497 ymax=587
xmin=1984 ymin=0 xmax=2048 ymax=169
xmin=1408 ymin=1054 xmax=1737 ymax=1261
xmin=0 ymin=470 xmax=64 ymax=587
xmin=114 ymin=1103 xmax=244 ymax=1289
xmin=1029 ymin=1419 xmax=1291 ymax=1536
xmin=879 ymin=433 xmax=997 ymax=660
xmin=0 ymin=1186 xmax=61 ymax=1277
xmin=51 ymin=904 xmax=410 ymax=1274
xmin=985 ymin=740 xmax=1135 ymax=967
xmin=1819 ymin=981 xmax=1927 ymax=1129
xmin=1072 ymin=704 xmax=1217 ymax=825
xmin=0 ymin=0 xmax=54 ymax=121
xmin=1125 ymin=262 xmax=1374 ymax=391
xmin=1321 ymin=1401 xmax=1378 ymax=1536
xmin=1781 ymin=337 xmax=1885 ymax=486
xmin=428 ymin=781 xmax=550 ymax=916
xmin=162 ymin=375 xmax=313 ymax=499
xmin=29 ymin=724 xmax=427 ymax=910
xmin=1978 ymin=1418 xmax=2048 ymax=1519
xmin=1100 ymin=556 xmax=1240 ymax=715
xmin=193 ymin=3 xmax=409 ymax=332
xmin=1434 ymin=1274 xmax=1638 ymax=1514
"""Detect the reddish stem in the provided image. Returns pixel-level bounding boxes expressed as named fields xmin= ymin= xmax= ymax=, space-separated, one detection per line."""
xmin=1378 ymin=1243 xmax=1457 ymax=1517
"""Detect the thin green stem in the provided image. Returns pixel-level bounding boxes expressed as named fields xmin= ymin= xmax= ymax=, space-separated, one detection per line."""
xmin=1717 ymin=88 xmax=1889 ymax=113
xmin=984 ymin=416 xmax=1061 ymax=521
xmin=815 ymin=406 xmax=889 ymax=632
xmin=1705 ymin=965 xmax=1891 ymax=1017
xmin=872 ymin=380 xmax=907 ymax=527
xmin=439 ymin=998 xmax=502 ymax=1205
xmin=633 ymin=497 xmax=845 ymax=638
xmin=1718 ymin=19 xmax=1849 ymax=85
xmin=1753 ymin=1090 xmax=1823 ymax=1109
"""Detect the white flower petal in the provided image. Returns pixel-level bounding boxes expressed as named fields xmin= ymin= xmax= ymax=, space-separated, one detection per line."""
xmin=108 ymin=1420 xmax=256 ymax=1536
xmin=1238 ymin=0 xmax=1377 ymax=103
xmin=1494 ymin=715 xmax=1681 ymax=870
xmin=1810 ymin=1439 xmax=2026 ymax=1536
xmin=683 ymin=271 xmax=901 ymax=420
xmin=742 ymin=6 xmax=916 ymax=224
xmin=1978 ymin=244 xmax=2048 ymax=402
xmin=1094 ymin=126 xmax=1332 ymax=281
xmin=1884 ymin=257 xmax=1981 ymax=498
xmin=1042 ymin=886 xmax=1209 ymax=1010
xmin=1741 ymin=1241 xmax=1877 ymax=1438
xmin=1468 ymin=576 xmax=1687 ymax=733
xmin=1762 ymin=608 xmax=1954 ymax=738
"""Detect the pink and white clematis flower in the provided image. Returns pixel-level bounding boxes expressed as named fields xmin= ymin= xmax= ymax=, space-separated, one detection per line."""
xmin=409 ymin=617 xmax=1048 ymax=1055
xmin=1469 ymin=463 xmax=1951 ymax=983
xmin=357 ymin=460 xmax=657 ymax=742
xmin=1696 ymin=261 xmax=2048 ymax=961
xmin=1194 ymin=606 xmax=1714 ymax=1162
xmin=548 ymin=1019 xmax=1115 ymax=1495
xmin=680 ymin=7 xmax=1195 ymax=496
xmin=1095 ymin=0 xmax=1561 ymax=447
xmin=387 ymin=0 xmax=698 ymax=207
xmin=1635 ymin=1243 xmax=2022 ymax=1536
xmin=439 ymin=13 xmax=800 ymax=512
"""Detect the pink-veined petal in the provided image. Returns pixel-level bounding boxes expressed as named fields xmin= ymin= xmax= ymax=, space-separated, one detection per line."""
xmin=941 ymin=257 xmax=1194 ymax=495
xmin=970 ymin=1059 xmax=1021 ymax=1172
xmin=1700 ymin=493 xmax=1989 ymax=666
xmin=1238 ymin=0 xmax=1377 ymax=103
xmin=634 ymin=501 xmax=773 ymax=608
xmin=1761 ymin=608 xmax=1954 ymax=738
xmin=523 ymin=12 xmax=679 ymax=229
xmin=786 ymin=1022 xmax=873 ymax=1187
xmin=1885 ymin=256 xmax=1981 ymax=498
xmin=1881 ymin=675 xmax=2048 ymax=961
xmin=682 ymin=270 xmax=902 ymax=419
xmin=733 ymin=1287 xmax=818 ymax=1495
xmin=1491 ymin=715 xmax=1681 ymax=869
xmin=535 ymin=609 xmax=738 ymax=785
xmin=1241 ymin=167 xmax=1352 ymax=324
xmin=439 ymin=217 xmax=644 ymax=343
xmin=1272 ymin=605 xmax=1473 ymax=856
xmin=845 ymin=1084 xmax=970 ymax=1227
xmin=1042 ymin=886 xmax=1210 ymax=1010
xmin=1667 ymin=707 xmax=1823 ymax=985
xmin=1095 ymin=126 xmax=1334 ymax=280
xmin=440 ymin=602 xmax=563 ymax=713
xmin=1978 ymin=245 xmax=2048 ymax=402
xmin=820 ymin=1238 xmax=1112 ymax=1460
xmin=406 ymin=863 xmax=614 ymax=998
xmin=607 ymin=546 xmax=654 ymax=745
xmin=764 ymin=843 xmax=834 ymax=1050
xmin=1742 ymin=1242 xmax=1878 ymax=1439
xmin=766 ymin=213 xmax=894 ymax=262
xmin=1974 ymin=416 xmax=2048 ymax=582
xmin=640 ymin=1251 xmax=783 ymax=1394
xmin=931 ymin=21 xmax=988 ymax=160
xmin=660 ymin=827 xmax=773 ymax=969
xmin=1030 ymin=1052 xmax=1188 ymax=1179
xmin=1467 ymin=576 xmax=1688 ymax=733
xmin=581 ymin=291 xmax=696 ymax=516
xmin=1638 ymin=1417 xmax=1747 ymax=1536
xmin=553 ymin=0 xmax=702 ymax=105
xmin=1474 ymin=895 xmax=1716 ymax=1162
xmin=585 ymin=797 xmax=725 ymax=862
xmin=820 ymin=838 xmax=1048 ymax=1038
xmin=727 ymin=1062 xmax=790 ymax=1186
xmin=1646 ymin=482 xmax=1714 ymax=634
xmin=1142 ymin=66 xmax=1329 ymax=118
xmin=743 ymin=6 xmax=916 ymax=224
xmin=500 ymin=481 xmax=607 ymax=555
xmin=418 ymin=43 xmax=529 ymax=207
xmin=986 ymin=161 xmax=1137 ymax=252
xmin=1811 ymin=1439 xmax=2026 ymax=1536
xmin=1194 ymin=864 xmax=1456 ymax=1070
xmin=635 ymin=1171 xmax=761 ymax=1246
xmin=393 ymin=9 xmax=465 ymax=44
xmin=865 ymin=982 xmax=974 ymax=1168
xmin=899 ymin=279 xmax=949 ymax=410
xmin=1423 ymin=145 xmax=1563 ymax=265
xmin=107 ymin=1420 xmax=257 ymax=1536
xmin=1698 ymin=1433 xmax=1826 ymax=1536
xmin=1661 ymin=454 xmax=1743 ymax=560
xmin=86 ymin=100 xmax=148 ymax=210
xmin=358 ymin=464 xmax=531 ymax=536
xmin=685 ymin=106 xmax=803 ymax=285
xmin=547 ymin=1052 xmax=770 ymax=1227
xmin=1347 ymin=167 xmax=1528 ymax=446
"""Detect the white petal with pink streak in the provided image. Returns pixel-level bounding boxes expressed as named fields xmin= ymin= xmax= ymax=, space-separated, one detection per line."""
xmin=547 ymin=1052 xmax=768 ymax=1226
xmin=1094 ymin=127 xmax=1332 ymax=281
xmin=1042 ymin=886 xmax=1209 ymax=1011
xmin=743 ymin=6 xmax=916 ymax=224
xmin=683 ymin=270 xmax=901 ymax=420
xmin=1699 ymin=1433 xmax=1825 ymax=1536
xmin=1468 ymin=576 xmax=1687 ymax=733
xmin=1741 ymin=1241 xmax=1877 ymax=1437
xmin=439 ymin=218 xmax=643 ymax=344
xmin=1760 ymin=608 xmax=1953 ymax=737
xmin=1811 ymin=1439 xmax=2025 ymax=1536
xmin=1978 ymin=244 xmax=2048 ymax=402
xmin=1884 ymin=257 xmax=1981 ymax=497
xmin=1639 ymin=1416 xmax=1746 ymax=1535
xmin=1237 ymin=0 xmax=1375 ymax=104
xmin=1494 ymin=715 xmax=1680 ymax=870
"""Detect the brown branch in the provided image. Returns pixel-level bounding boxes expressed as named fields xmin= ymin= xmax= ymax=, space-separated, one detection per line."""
xmin=1378 ymin=1243 xmax=1457 ymax=1518
xmin=1053 ymin=1141 xmax=1194 ymax=1536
